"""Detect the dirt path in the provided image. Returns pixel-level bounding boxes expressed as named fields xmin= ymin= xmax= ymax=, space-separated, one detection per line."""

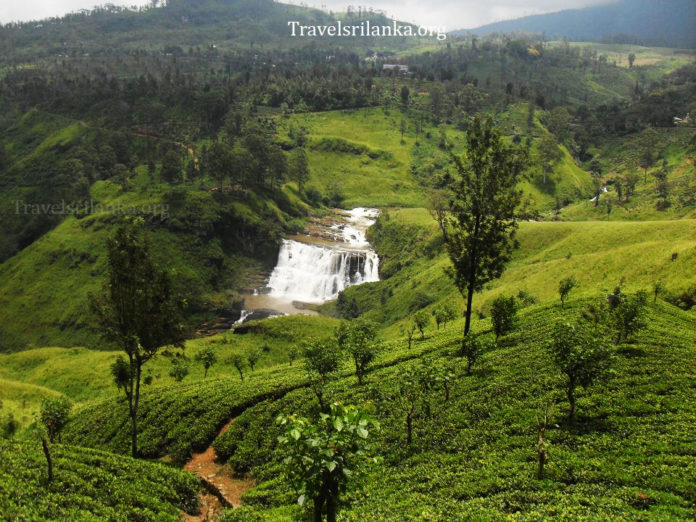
xmin=182 ymin=418 xmax=255 ymax=521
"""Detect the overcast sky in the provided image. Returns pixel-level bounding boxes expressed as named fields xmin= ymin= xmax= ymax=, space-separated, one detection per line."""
xmin=1 ymin=0 xmax=611 ymax=29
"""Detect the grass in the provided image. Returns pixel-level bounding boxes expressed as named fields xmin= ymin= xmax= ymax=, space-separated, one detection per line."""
xmin=340 ymin=208 xmax=696 ymax=338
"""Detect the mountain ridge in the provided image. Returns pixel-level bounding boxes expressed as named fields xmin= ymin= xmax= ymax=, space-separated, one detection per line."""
xmin=460 ymin=0 xmax=696 ymax=49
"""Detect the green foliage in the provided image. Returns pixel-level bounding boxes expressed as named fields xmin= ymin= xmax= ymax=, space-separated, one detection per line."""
xmin=336 ymin=320 xmax=379 ymax=385
xmin=168 ymin=357 xmax=190 ymax=382
xmin=194 ymin=346 xmax=217 ymax=378
xmin=490 ymin=295 xmax=518 ymax=340
xmin=433 ymin=304 xmax=457 ymax=330
xmin=247 ymin=347 xmax=263 ymax=372
xmin=445 ymin=117 xmax=528 ymax=335
xmin=288 ymin=346 xmax=300 ymax=366
xmin=609 ymin=291 xmax=649 ymax=344
xmin=559 ymin=275 xmax=578 ymax=308
xmin=548 ymin=321 xmax=614 ymax=421
xmin=276 ymin=403 xmax=380 ymax=520
xmin=110 ymin=356 xmax=130 ymax=396
xmin=303 ymin=339 xmax=344 ymax=410
xmin=89 ymin=219 xmax=186 ymax=457
xmin=231 ymin=353 xmax=248 ymax=382
xmin=0 ymin=441 xmax=200 ymax=519
xmin=459 ymin=334 xmax=487 ymax=374
xmin=413 ymin=310 xmax=430 ymax=339
xmin=39 ymin=397 xmax=71 ymax=443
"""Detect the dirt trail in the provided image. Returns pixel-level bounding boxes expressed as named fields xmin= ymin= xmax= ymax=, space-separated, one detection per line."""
xmin=182 ymin=418 xmax=255 ymax=521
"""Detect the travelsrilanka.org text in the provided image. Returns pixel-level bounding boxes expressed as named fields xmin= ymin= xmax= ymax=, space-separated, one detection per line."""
xmin=288 ymin=20 xmax=447 ymax=41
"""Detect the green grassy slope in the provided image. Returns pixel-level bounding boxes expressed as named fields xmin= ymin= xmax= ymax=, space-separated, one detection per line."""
xmin=340 ymin=208 xmax=696 ymax=334
xmin=214 ymin=301 xmax=696 ymax=520
xmin=0 ymin=440 xmax=200 ymax=520
xmin=279 ymin=106 xmax=596 ymax=209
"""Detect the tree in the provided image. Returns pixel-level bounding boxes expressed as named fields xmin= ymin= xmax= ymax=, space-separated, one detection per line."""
xmin=405 ymin=322 xmax=417 ymax=349
xmin=90 ymin=219 xmax=185 ymax=458
xmin=548 ymin=107 xmax=572 ymax=144
xmin=460 ymin=334 xmax=486 ymax=374
xmin=40 ymin=397 xmax=71 ymax=443
xmin=247 ymin=347 xmax=262 ymax=372
xmin=548 ymin=322 xmax=613 ymax=421
xmin=610 ymin=291 xmax=648 ymax=344
xmin=536 ymin=402 xmax=556 ymax=480
xmin=288 ymin=346 xmax=300 ymax=366
xmin=110 ymin=356 xmax=131 ymax=395
xmin=395 ymin=366 xmax=427 ymax=445
xmin=444 ymin=117 xmax=528 ymax=336
xmin=335 ymin=320 xmax=378 ymax=385
xmin=628 ymin=53 xmax=636 ymax=68
xmin=490 ymin=295 xmax=518 ymax=340
xmin=290 ymin=147 xmax=310 ymax=194
xmin=413 ymin=310 xmax=430 ymax=339
xmin=559 ymin=276 xmax=578 ymax=308
xmin=428 ymin=189 xmax=450 ymax=242
xmin=195 ymin=347 xmax=217 ymax=378
xmin=231 ymin=354 xmax=247 ymax=381
xmin=160 ymin=150 xmax=182 ymax=183
xmin=400 ymin=85 xmax=410 ymax=107
xmin=536 ymin=134 xmax=562 ymax=185
xmin=277 ymin=403 xmax=380 ymax=522
xmin=169 ymin=357 xmax=189 ymax=382
xmin=303 ymin=340 xmax=344 ymax=410
xmin=112 ymin=163 xmax=131 ymax=189
xmin=653 ymin=281 xmax=664 ymax=303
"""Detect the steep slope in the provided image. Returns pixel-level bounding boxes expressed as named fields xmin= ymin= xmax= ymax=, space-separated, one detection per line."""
xmin=464 ymin=0 xmax=696 ymax=49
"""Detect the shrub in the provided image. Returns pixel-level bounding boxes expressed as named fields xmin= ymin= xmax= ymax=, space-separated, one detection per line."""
xmin=558 ymin=276 xmax=578 ymax=308
xmin=40 ymin=397 xmax=72 ymax=443
xmin=548 ymin=321 xmax=613 ymax=421
xmin=490 ymin=295 xmax=518 ymax=340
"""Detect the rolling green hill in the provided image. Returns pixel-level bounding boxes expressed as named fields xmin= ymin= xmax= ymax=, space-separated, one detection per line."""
xmin=0 ymin=440 xmax=200 ymax=520
xmin=335 ymin=208 xmax=696 ymax=334
xmin=214 ymin=300 xmax=696 ymax=520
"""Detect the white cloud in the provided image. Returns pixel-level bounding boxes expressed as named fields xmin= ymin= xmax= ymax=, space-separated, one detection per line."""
xmin=0 ymin=0 xmax=610 ymax=28
xmin=287 ymin=0 xmax=612 ymax=30
xmin=0 ymin=0 xmax=151 ymax=24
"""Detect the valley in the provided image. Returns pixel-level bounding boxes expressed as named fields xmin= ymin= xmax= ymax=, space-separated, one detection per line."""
xmin=0 ymin=0 xmax=694 ymax=520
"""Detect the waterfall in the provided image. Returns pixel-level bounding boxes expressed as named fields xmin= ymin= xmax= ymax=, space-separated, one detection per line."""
xmin=267 ymin=240 xmax=379 ymax=303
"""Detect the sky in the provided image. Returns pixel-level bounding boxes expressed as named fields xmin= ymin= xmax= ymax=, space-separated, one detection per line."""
xmin=0 ymin=0 xmax=611 ymax=29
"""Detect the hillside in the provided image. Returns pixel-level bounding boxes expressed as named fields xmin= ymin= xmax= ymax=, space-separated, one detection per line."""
xmin=0 ymin=0 xmax=426 ymax=62
xmin=464 ymin=0 xmax=696 ymax=49
xmin=12 ymin=298 xmax=694 ymax=519
xmin=0 ymin=440 xmax=200 ymax=519
xmin=214 ymin=301 xmax=696 ymax=520
xmin=0 ymin=0 xmax=695 ymax=519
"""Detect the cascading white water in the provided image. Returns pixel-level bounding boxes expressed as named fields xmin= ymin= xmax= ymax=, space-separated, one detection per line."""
xmin=266 ymin=208 xmax=380 ymax=304
xmin=267 ymin=240 xmax=379 ymax=303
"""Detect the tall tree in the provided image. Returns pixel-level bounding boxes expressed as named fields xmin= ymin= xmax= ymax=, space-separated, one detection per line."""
xmin=160 ymin=150 xmax=181 ymax=184
xmin=290 ymin=147 xmax=310 ymax=194
xmin=444 ymin=117 xmax=528 ymax=335
xmin=90 ymin=219 xmax=185 ymax=457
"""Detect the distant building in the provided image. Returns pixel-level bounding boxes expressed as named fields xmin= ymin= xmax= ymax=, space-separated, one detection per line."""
xmin=382 ymin=64 xmax=409 ymax=74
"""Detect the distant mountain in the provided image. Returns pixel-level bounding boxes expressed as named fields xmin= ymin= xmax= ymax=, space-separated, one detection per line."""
xmin=0 ymin=0 xmax=421 ymax=62
xmin=462 ymin=0 xmax=696 ymax=49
